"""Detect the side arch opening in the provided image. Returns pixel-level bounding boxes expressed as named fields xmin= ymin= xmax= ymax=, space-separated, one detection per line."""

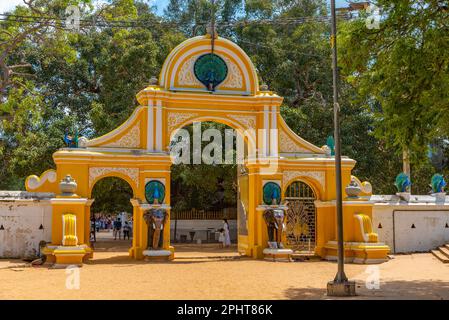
xmin=90 ymin=176 xmax=134 ymax=258
xmin=284 ymin=180 xmax=317 ymax=252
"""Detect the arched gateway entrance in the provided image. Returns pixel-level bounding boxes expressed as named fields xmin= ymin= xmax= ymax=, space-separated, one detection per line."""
xmin=25 ymin=33 xmax=389 ymax=265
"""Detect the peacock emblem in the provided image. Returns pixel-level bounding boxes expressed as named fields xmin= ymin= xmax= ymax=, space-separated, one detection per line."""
xmin=286 ymin=201 xmax=310 ymax=244
xmin=394 ymin=172 xmax=411 ymax=193
xmin=431 ymin=174 xmax=446 ymax=193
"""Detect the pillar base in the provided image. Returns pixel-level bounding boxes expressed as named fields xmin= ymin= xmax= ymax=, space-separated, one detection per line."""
xmin=324 ymin=241 xmax=389 ymax=264
xmin=143 ymin=249 xmax=172 ymax=261
xmin=327 ymin=280 xmax=356 ymax=297
xmin=263 ymin=248 xmax=293 ymax=262
xmin=43 ymin=244 xmax=91 ymax=267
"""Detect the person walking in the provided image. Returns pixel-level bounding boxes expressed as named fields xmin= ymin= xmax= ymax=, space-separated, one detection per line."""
xmin=90 ymin=217 xmax=96 ymax=242
xmin=218 ymin=228 xmax=225 ymax=248
xmin=113 ymin=218 xmax=122 ymax=240
xmin=123 ymin=221 xmax=131 ymax=240
xmin=222 ymin=218 xmax=231 ymax=247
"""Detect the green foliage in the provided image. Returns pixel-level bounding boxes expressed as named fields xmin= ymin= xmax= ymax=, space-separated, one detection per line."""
xmin=170 ymin=122 xmax=237 ymax=211
xmin=339 ymin=0 xmax=449 ymax=169
xmin=1 ymin=0 xmax=448 ymax=209
xmin=91 ymin=177 xmax=133 ymax=214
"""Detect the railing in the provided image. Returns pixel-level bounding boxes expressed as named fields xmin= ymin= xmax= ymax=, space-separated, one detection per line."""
xmin=172 ymin=208 xmax=237 ymax=220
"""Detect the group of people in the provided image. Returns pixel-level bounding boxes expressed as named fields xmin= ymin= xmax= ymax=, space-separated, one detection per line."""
xmin=90 ymin=214 xmax=133 ymax=241
xmin=93 ymin=214 xmax=113 ymax=231
xmin=90 ymin=215 xmax=232 ymax=247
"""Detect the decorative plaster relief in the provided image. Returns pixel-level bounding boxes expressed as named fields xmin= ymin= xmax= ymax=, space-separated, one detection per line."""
xmin=220 ymin=56 xmax=243 ymax=89
xmin=228 ymin=114 xmax=256 ymax=131
xmin=103 ymin=121 xmax=141 ymax=148
xmin=89 ymin=167 xmax=139 ymax=188
xmin=167 ymin=112 xmax=199 ymax=133
xmin=177 ymin=54 xmax=243 ymax=91
xmin=178 ymin=55 xmax=202 ymax=86
xmin=282 ymin=170 xmax=325 ymax=189
xmin=279 ymin=130 xmax=309 ymax=153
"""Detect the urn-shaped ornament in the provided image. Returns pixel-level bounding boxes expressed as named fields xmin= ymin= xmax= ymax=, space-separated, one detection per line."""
xmin=59 ymin=175 xmax=77 ymax=195
xmin=345 ymin=180 xmax=361 ymax=198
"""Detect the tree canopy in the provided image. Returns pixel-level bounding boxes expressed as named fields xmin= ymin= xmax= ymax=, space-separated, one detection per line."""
xmin=1 ymin=0 xmax=448 ymax=209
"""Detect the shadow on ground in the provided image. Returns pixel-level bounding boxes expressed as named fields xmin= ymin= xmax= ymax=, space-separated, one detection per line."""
xmin=284 ymin=279 xmax=449 ymax=300
xmin=91 ymin=240 xmax=132 ymax=252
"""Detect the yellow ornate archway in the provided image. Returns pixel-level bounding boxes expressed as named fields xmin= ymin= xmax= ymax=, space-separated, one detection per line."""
xmin=26 ymin=34 xmax=389 ymax=264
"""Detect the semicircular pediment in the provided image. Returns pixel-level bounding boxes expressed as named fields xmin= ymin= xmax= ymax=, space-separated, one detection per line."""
xmin=159 ymin=36 xmax=259 ymax=95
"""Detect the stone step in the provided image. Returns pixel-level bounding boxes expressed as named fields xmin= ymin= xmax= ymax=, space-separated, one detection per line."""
xmin=444 ymin=244 xmax=449 ymax=250
xmin=438 ymin=246 xmax=449 ymax=258
xmin=431 ymin=250 xmax=449 ymax=263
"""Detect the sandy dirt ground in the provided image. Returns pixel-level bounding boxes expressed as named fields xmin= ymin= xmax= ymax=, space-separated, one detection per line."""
xmin=1 ymin=240 xmax=449 ymax=300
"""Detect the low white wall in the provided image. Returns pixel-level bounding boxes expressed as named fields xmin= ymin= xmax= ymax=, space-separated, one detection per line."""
xmin=371 ymin=195 xmax=449 ymax=253
xmin=170 ymin=220 xmax=237 ymax=242
xmin=0 ymin=191 xmax=53 ymax=259
xmin=3 ymin=191 xmax=449 ymax=257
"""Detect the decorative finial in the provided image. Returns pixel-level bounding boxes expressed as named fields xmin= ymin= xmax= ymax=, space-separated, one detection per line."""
xmin=149 ymin=76 xmax=158 ymax=85
xmin=206 ymin=23 xmax=217 ymax=39
xmin=208 ymin=0 xmax=217 ymax=53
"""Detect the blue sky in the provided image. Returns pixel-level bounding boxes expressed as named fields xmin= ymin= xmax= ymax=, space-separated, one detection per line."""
xmin=0 ymin=0 xmax=352 ymax=15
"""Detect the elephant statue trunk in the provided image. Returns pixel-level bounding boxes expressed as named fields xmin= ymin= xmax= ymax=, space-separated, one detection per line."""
xmin=263 ymin=208 xmax=286 ymax=249
xmin=143 ymin=208 xmax=167 ymax=250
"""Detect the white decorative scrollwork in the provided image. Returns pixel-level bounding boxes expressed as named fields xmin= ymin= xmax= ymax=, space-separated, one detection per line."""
xmin=228 ymin=114 xmax=256 ymax=130
xmin=220 ymin=56 xmax=243 ymax=89
xmin=177 ymin=54 xmax=244 ymax=91
xmin=167 ymin=112 xmax=199 ymax=133
xmin=283 ymin=170 xmax=325 ymax=189
xmin=279 ymin=130 xmax=309 ymax=153
xmin=26 ymin=170 xmax=57 ymax=190
xmin=102 ymin=121 xmax=141 ymax=148
xmin=89 ymin=167 xmax=139 ymax=188
xmin=177 ymin=55 xmax=202 ymax=86
xmin=351 ymin=175 xmax=373 ymax=195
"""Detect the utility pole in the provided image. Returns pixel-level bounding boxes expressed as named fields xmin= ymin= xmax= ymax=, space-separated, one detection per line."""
xmin=326 ymin=0 xmax=356 ymax=297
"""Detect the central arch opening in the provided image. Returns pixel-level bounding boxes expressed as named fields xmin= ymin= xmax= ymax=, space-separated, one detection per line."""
xmin=90 ymin=177 xmax=134 ymax=260
xmin=169 ymin=121 xmax=249 ymax=258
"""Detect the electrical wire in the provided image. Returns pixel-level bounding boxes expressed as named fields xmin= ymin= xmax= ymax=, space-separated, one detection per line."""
xmin=0 ymin=11 xmax=355 ymax=30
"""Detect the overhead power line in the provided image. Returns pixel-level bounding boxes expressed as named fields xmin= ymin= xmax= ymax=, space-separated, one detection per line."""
xmin=0 ymin=12 xmax=355 ymax=30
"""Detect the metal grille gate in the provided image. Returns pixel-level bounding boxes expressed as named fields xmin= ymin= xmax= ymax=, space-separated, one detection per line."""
xmin=284 ymin=181 xmax=317 ymax=252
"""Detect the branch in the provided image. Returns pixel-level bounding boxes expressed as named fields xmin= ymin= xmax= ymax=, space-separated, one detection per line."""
xmin=9 ymin=63 xmax=32 ymax=69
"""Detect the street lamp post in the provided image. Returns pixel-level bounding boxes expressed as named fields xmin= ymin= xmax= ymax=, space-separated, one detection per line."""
xmin=326 ymin=0 xmax=356 ymax=297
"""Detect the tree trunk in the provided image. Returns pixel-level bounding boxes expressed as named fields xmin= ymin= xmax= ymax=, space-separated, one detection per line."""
xmin=402 ymin=148 xmax=411 ymax=176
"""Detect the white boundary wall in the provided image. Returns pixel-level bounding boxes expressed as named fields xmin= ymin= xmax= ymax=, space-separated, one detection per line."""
xmin=0 ymin=192 xmax=53 ymax=259
xmin=371 ymin=195 xmax=449 ymax=253
xmin=2 ymin=191 xmax=449 ymax=257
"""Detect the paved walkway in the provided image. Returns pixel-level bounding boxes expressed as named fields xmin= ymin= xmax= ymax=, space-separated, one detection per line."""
xmin=1 ymin=248 xmax=448 ymax=299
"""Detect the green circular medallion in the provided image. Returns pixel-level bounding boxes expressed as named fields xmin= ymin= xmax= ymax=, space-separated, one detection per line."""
xmin=194 ymin=53 xmax=228 ymax=91
xmin=145 ymin=180 xmax=165 ymax=204
xmin=263 ymin=182 xmax=281 ymax=205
